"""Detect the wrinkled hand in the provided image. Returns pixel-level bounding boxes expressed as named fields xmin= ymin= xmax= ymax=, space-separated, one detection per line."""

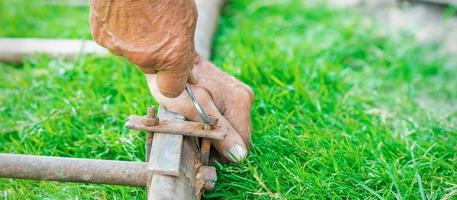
xmin=90 ymin=0 xmax=198 ymax=98
xmin=146 ymin=59 xmax=254 ymax=163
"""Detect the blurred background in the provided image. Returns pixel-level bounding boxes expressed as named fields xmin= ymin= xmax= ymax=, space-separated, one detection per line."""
xmin=329 ymin=0 xmax=457 ymax=55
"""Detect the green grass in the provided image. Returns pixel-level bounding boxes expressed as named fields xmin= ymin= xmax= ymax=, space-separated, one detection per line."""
xmin=0 ymin=1 xmax=91 ymax=39
xmin=1 ymin=0 xmax=456 ymax=199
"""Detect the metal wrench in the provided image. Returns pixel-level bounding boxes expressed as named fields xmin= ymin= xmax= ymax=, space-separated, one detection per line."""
xmin=185 ymin=84 xmax=213 ymax=164
xmin=185 ymin=84 xmax=210 ymax=125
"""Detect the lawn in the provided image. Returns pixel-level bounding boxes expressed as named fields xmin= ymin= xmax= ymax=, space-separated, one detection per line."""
xmin=1 ymin=0 xmax=456 ymax=199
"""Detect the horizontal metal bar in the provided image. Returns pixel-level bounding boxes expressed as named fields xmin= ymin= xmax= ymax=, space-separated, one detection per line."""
xmin=125 ymin=115 xmax=227 ymax=140
xmin=0 ymin=153 xmax=149 ymax=186
xmin=0 ymin=38 xmax=108 ymax=63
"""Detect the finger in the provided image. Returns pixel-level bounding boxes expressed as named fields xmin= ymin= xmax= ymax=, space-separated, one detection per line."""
xmin=222 ymin=86 xmax=254 ymax=149
xmin=146 ymin=75 xmax=247 ymax=162
xmin=205 ymin=106 xmax=248 ymax=163
xmin=156 ymin=69 xmax=190 ymax=98
xmin=168 ymin=86 xmax=248 ymax=163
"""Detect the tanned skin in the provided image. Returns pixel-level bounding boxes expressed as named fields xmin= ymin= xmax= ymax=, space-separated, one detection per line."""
xmin=90 ymin=0 xmax=253 ymax=162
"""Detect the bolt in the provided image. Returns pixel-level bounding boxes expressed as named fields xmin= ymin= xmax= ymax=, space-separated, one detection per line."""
xmin=147 ymin=105 xmax=156 ymax=118
xmin=144 ymin=105 xmax=159 ymax=126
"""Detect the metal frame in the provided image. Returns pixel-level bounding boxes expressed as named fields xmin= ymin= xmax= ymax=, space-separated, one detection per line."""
xmin=0 ymin=1 xmax=226 ymax=198
xmin=0 ymin=107 xmax=216 ymax=200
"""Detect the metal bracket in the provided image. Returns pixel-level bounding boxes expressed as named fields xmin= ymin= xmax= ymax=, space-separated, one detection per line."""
xmin=125 ymin=106 xmax=221 ymax=175
xmin=124 ymin=115 xmax=227 ymax=140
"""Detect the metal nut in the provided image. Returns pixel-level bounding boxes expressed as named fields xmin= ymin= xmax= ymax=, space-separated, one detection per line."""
xmin=143 ymin=117 xmax=159 ymax=126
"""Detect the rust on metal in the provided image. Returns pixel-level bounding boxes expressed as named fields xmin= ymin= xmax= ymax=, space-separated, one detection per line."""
xmin=144 ymin=105 xmax=159 ymax=126
xmin=145 ymin=105 xmax=157 ymax=162
xmin=196 ymin=166 xmax=217 ymax=191
xmin=147 ymin=107 xmax=184 ymax=177
xmin=0 ymin=153 xmax=149 ymax=186
xmin=146 ymin=131 xmax=153 ymax=162
xmin=200 ymin=114 xmax=217 ymax=165
xmin=200 ymin=139 xmax=211 ymax=166
xmin=0 ymin=0 xmax=226 ymax=198
xmin=148 ymin=107 xmax=206 ymax=200
xmin=125 ymin=115 xmax=227 ymax=140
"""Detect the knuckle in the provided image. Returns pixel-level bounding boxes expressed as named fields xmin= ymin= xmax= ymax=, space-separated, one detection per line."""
xmin=244 ymin=85 xmax=255 ymax=102
xmin=234 ymin=86 xmax=254 ymax=104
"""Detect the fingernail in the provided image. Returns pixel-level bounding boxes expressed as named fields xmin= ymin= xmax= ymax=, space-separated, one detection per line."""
xmin=227 ymin=144 xmax=247 ymax=163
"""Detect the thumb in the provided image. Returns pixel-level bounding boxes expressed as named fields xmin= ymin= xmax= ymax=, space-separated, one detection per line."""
xmin=156 ymin=69 xmax=190 ymax=98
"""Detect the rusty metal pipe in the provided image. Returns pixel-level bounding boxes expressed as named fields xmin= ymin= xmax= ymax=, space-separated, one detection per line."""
xmin=0 ymin=153 xmax=149 ymax=186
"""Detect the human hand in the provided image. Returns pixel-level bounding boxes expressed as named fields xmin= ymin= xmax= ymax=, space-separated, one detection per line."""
xmin=145 ymin=59 xmax=254 ymax=163
xmin=90 ymin=0 xmax=198 ymax=98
